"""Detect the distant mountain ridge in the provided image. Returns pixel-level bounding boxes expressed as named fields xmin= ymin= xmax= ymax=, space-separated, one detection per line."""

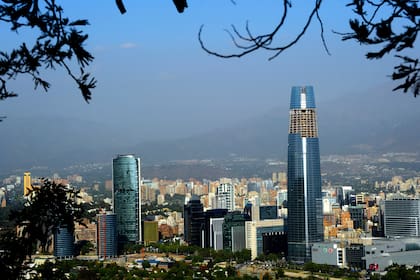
xmin=1 ymin=86 xmax=419 ymax=173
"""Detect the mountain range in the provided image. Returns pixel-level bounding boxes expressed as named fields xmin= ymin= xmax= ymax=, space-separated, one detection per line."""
xmin=1 ymin=86 xmax=419 ymax=174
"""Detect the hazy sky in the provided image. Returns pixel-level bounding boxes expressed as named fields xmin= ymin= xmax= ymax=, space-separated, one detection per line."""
xmin=1 ymin=1 xmax=418 ymax=142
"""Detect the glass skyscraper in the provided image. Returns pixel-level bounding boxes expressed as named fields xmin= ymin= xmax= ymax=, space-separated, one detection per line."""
xmin=97 ymin=213 xmax=118 ymax=258
xmin=287 ymin=86 xmax=323 ymax=263
xmin=113 ymin=154 xmax=141 ymax=250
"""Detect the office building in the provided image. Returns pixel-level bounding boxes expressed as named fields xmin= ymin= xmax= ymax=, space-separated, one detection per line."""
xmin=183 ymin=197 xmax=204 ymax=246
xmin=54 ymin=225 xmax=74 ymax=259
xmin=336 ymin=186 xmax=353 ymax=207
xmin=277 ymin=190 xmax=287 ymax=208
xmin=348 ymin=205 xmax=365 ymax=230
xmin=311 ymin=242 xmax=345 ymax=268
xmin=245 ymin=219 xmax=286 ymax=259
xmin=384 ymin=198 xmax=420 ymax=237
xmin=23 ymin=172 xmax=31 ymax=196
xmin=209 ymin=217 xmax=225 ymax=250
xmin=223 ymin=211 xmax=251 ymax=252
xmin=97 ymin=213 xmax=118 ymax=258
xmin=287 ymin=86 xmax=323 ymax=262
xmin=202 ymin=209 xmax=228 ymax=249
xmin=143 ymin=221 xmax=159 ymax=245
xmin=113 ymin=154 xmax=142 ymax=250
xmin=259 ymin=205 xmax=278 ymax=220
xmin=216 ymin=183 xmax=235 ymax=211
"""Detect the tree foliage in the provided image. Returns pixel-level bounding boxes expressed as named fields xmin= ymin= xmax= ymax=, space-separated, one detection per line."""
xmin=10 ymin=179 xmax=86 ymax=253
xmin=200 ymin=0 xmax=420 ymax=97
xmin=0 ymin=231 xmax=32 ymax=280
xmin=1 ymin=0 xmax=418 ymax=102
xmin=0 ymin=179 xmax=87 ymax=278
xmin=342 ymin=0 xmax=420 ymax=97
xmin=0 ymin=0 xmax=96 ymax=102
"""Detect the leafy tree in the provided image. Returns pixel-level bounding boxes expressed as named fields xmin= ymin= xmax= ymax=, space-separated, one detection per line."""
xmin=10 ymin=179 xmax=86 ymax=253
xmin=32 ymin=261 xmax=67 ymax=280
xmin=0 ymin=179 xmax=87 ymax=278
xmin=1 ymin=0 xmax=418 ymax=102
xmin=383 ymin=264 xmax=420 ymax=280
xmin=0 ymin=0 xmax=96 ymax=102
xmin=78 ymin=240 xmax=94 ymax=255
xmin=0 ymin=0 xmax=186 ymax=103
xmin=0 ymin=231 xmax=32 ymax=280
xmin=142 ymin=259 xmax=151 ymax=269
xmin=275 ymin=267 xmax=285 ymax=279
xmin=262 ymin=272 xmax=273 ymax=280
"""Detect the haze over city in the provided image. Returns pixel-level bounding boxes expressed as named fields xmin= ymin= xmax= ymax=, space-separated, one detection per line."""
xmin=2 ymin=2 xmax=420 ymax=278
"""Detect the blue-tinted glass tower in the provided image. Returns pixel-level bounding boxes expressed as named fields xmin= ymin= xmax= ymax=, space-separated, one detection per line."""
xmin=287 ymin=86 xmax=323 ymax=263
xmin=97 ymin=213 xmax=118 ymax=258
xmin=113 ymin=155 xmax=141 ymax=251
xmin=54 ymin=225 xmax=74 ymax=259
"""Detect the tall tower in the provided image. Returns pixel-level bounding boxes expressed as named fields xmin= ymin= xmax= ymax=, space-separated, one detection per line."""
xmin=216 ymin=183 xmax=235 ymax=211
xmin=97 ymin=213 xmax=118 ymax=258
xmin=23 ymin=172 xmax=32 ymax=196
xmin=287 ymin=86 xmax=323 ymax=263
xmin=112 ymin=155 xmax=142 ymax=251
xmin=183 ymin=197 xmax=204 ymax=247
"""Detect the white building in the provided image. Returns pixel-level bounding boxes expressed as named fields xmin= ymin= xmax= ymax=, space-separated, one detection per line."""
xmin=245 ymin=219 xmax=285 ymax=260
xmin=216 ymin=183 xmax=235 ymax=211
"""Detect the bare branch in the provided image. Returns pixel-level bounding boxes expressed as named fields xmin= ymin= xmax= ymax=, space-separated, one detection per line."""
xmin=199 ymin=0 xmax=329 ymax=60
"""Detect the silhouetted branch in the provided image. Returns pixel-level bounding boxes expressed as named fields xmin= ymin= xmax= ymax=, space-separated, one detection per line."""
xmin=116 ymin=0 xmax=126 ymax=14
xmin=0 ymin=0 xmax=95 ymax=101
xmin=200 ymin=0 xmax=418 ymax=97
xmin=173 ymin=0 xmax=188 ymax=13
xmin=335 ymin=0 xmax=419 ymax=96
xmin=199 ymin=0 xmax=329 ymax=60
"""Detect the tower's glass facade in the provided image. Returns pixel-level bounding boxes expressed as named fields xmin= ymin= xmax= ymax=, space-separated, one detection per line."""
xmin=384 ymin=198 xmax=420 ymax=237
xmin=97 ymin=213 xmax=118 ymax=258
xmin=54 ymin=225 xmax=74 ymax=259
xmin=287 ymin=86 xmax=323 ymax=263
xmin=113 ymin=155 xmax=141 ymax=250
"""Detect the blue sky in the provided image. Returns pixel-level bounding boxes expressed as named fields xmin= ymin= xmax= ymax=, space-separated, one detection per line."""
xmin=1 ymin=1 xmax=418 ymax=142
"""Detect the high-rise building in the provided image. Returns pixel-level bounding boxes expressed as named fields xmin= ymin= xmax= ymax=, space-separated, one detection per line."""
xmin=97 ymin=213 xmax=118 ymax=258
xmin=336 ymin=186 xmax=354 ymax=207
xmin=287 ymin=86 xmax=323 ymax=263
xmin=245 ymin=219 xmax=286 ymax=260
xmin=54 ymin=225 xmax=74 ymax=259
xmin=183 ymin=197 xmax=204 ymax=247
xmin=202 ymin=208 xmax=229 ymax=249
xmin=143 ymin=221 xmax=159 ymax=246
xmin=23 ymin=172 xmax=31 ymax=196
xmin=384 ymin=198 xmax=420 ymax=237
xmin=112 ymin=155 xmax=142 ymax=250
xmin=348 ymin=205 xmax=365 ymax=230
xmin=223 ymin=211 xmax=251 ymax=252
xmin=216 ymin=183 xmax=235 ymax=211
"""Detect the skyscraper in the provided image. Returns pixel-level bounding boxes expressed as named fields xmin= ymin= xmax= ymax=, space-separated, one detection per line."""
xmin=23 ymin=172 xmax=31 ymax=196
xmin=183 ymin=197 xmax=204 ymax=247
xmin=216 ymin=183 xmax=235 ymax=211
xmin=287 ymin=86 xmax=323 ymax=263
xmin=97 ymin=213 xmax=118 ymax=258
xmin=112 ymin=154 xmax=142 ymax=250
xmin=54 ymin=225 xmax=74 ymax=259
xmin=384 ymin=198 xmax=420 ymax=237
